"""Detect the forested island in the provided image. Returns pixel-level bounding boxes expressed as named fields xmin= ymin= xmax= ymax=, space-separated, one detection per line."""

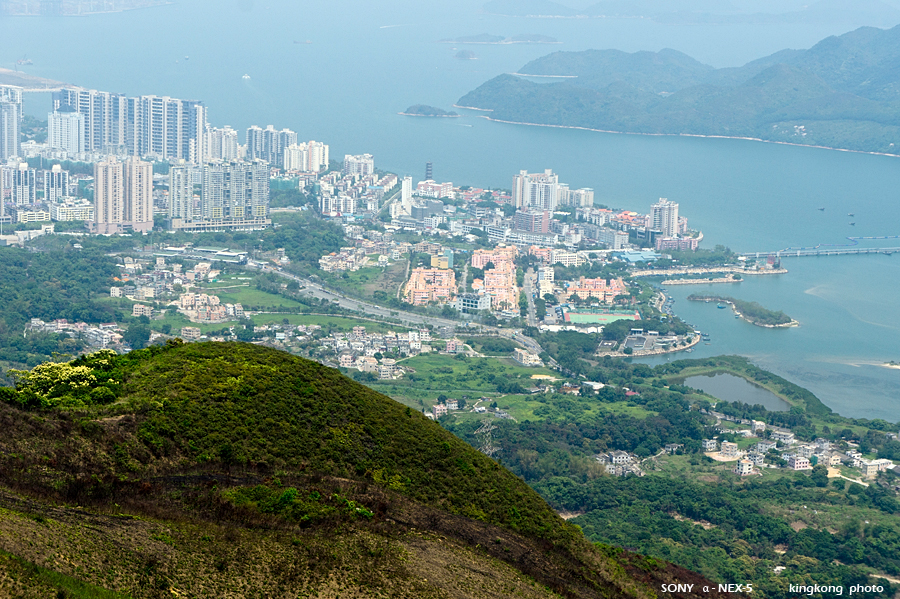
xmin=457 ymin=25 xmax=900 ymax=155
xmin=688 ymin=294 xmax=797 ymax=327
xmin=399 ymin=104 xmax=460 ymax=117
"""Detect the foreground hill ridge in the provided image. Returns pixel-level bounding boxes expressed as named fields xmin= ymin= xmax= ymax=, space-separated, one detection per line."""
xmin=0 ymin=342 xmax=727 ymax=598
xmin=458 ymin=24 xmax=900 ymax=154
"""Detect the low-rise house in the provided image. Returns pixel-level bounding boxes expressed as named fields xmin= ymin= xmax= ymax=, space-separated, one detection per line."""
xmin=771 ymin=430 xmax=796 ymax=444
xmin=733 ymin=459 xmax=754 ymax=476
xmin=512 ymin=347 xmax=543 ymax=366
xmin=180 ymin=327 xmax=201 ymax=341
xmin=702 ymin=439 xmax=718 ymax=452
xmin=720 ymin=441 xmax=739 ymax=457
xmin=756 ymin=440 xmax=777 ymax=453
xmin=788 ymin=456 xmax=812 ymax=470
xmin=747 ymin=452 xmax=766 ymax=466
xmin=608 ymin=451 xmax=631 ymax=465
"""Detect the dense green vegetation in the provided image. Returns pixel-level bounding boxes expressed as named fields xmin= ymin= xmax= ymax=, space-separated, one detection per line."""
xmin=458 ymin=26 xmax=900 ymax=154
xmin=688 ymin=294 xmax=793 ymax=326
xmin=0 ymin=248 xmax=120 ymax=367
xmin=0 ymin=342 xmax=705 ymax=598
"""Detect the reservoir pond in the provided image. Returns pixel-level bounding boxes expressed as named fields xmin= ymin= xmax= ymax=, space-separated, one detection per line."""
xmin=684 ymin=373 xmax=791 ymax=412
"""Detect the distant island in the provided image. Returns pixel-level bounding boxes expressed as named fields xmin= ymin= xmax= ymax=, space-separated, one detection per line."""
xmin=457 ymin=25 xmax=900 ymax=156
xmin=399 ymin=105 xmax=460 ymax=118
xmin=455 ymin=50 xmax=477 ymax=60
xmin=687 ymin=294 xmax=797 ymax=328
xmin=481 ymin=0 xmax=900 ymax=28
xmin=0 ymin=0 xmax=170 ymax=15
xmin=440 ymin=33 xmax=560 ymax=44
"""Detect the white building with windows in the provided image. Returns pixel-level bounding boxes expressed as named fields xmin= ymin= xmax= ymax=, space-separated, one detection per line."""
xmin=650 ymin=198 xmax=679 ymax=237
xmin=343 ymin=153 xmax=374 ymax=176
xmin=47 ymin=110 xmax=85 ymax=155
xmin=512 ymin=169 xmax=559 ymax=211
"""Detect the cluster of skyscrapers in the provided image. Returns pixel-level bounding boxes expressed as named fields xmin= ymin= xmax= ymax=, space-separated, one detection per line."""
xmin=51 ymin=88 xmax=207 ymax=162
xmin=0 ymin=82 xmax=340 ymax=234
xmin=511 ymin=169 xmax=594 ymax=212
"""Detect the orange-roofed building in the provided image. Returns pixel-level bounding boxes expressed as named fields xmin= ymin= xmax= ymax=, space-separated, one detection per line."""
xmin=471 ymin=245 xmax=517 ymax=269
xmin=403 ymin=268 xmax=457 ymax=306
xmin=566 ymin=276 xmax=627 ymax=304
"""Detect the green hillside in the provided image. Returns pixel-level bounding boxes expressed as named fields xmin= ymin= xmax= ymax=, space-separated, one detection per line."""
xmin=0 ymin=342 xmax=725 ymax=598
xmin=457 ymin=25 xmax=900 ymax=154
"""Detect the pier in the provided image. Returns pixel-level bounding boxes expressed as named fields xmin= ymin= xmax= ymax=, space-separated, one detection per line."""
xmin=740 ymin=235 xmax=900 ymax=260
xmin=741 ymin=247 xmax=900 ymax=260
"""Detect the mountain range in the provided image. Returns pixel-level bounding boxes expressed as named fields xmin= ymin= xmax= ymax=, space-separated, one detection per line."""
xmin=457 ymin=24 xmax=900 ymax=154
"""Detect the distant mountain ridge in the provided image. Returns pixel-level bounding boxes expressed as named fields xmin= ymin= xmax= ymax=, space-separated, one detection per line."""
xmin=457 ymin=25 xmax=900 ymax=154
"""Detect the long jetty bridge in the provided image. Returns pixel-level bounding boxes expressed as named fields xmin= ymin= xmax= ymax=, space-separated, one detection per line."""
xmin=739 ymin=235 xmax=900 ymax=260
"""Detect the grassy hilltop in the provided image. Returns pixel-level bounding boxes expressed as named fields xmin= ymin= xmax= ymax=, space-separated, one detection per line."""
xmin=0 ymin=342 xmax=726 ymax=598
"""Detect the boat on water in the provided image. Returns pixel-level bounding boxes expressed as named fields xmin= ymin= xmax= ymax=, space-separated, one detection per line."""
xmin=242 ymin=74 xmax=251 ymax=80
xmin=848 ymin=213 xmax=854 ymax=216
xmin=817 ymin=207 xmax=825 ymax=211
xmin=717 ymin=303 xmax=726 ymax=309
xmin=17 ymin=57 xmax=32 ymax=65
xmin=850 ymin=222 xmax=856 ymax=226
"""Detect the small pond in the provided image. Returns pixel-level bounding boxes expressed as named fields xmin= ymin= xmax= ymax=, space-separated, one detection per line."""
xmin=684 ymin=373 xmax=791 ymax=412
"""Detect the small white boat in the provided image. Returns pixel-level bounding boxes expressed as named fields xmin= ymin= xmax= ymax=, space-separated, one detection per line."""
xmin=242 ymin=74 xmax=251 ymax=80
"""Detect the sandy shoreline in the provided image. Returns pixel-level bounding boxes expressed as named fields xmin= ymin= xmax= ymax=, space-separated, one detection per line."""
xmin=451 ymin=107 xmax=900 ymax=159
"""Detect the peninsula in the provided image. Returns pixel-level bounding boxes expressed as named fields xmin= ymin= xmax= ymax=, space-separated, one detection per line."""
xmin=0 ymin=68 xmax=67 ymax=90
xmin=457 ymin=25 xmax=900 ymax=156
xmin=688 ymin=294 xmax=797 ymax=327
xmin=399 ymin=104 xmax=460 ymax=117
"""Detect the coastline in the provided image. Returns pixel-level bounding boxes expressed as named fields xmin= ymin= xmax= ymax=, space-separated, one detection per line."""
xmin=688 ymin=296 xmax=799 ymax=328
xmin=882 ymin=363 xmax=900 ymax=370
xmin=450 ymin=108 xmax=900 ymax=160
xmin=632 ymin=266 xmax=789 ymax=278
xmin=663 ymin=276 xmax=741 ymax=285
xmin=0 ymin=68 xmax=69 ymax=90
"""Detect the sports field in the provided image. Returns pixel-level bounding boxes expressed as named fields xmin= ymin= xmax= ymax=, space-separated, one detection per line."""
xmin=564 ymin=309 xmax=641 ymax=324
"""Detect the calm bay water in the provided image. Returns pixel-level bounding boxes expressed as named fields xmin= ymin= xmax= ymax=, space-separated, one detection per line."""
xmin=2 ymin=0 xmax=898 ymax=419
xmin=684 ymin=373 xmax=791 ymax=412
